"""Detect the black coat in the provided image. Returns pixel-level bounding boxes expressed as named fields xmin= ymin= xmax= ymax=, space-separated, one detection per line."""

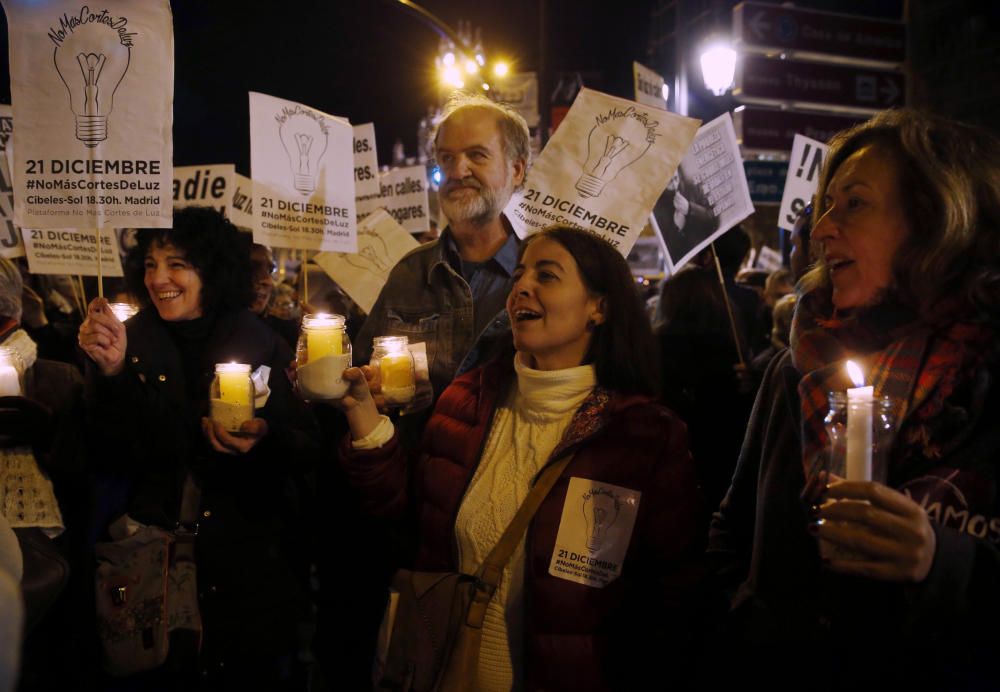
xmin=84 ymin=307 xmax=321 ymax=671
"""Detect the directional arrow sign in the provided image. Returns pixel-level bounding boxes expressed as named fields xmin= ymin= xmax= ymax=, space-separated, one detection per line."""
xmin=735 ymin=107 xmax=862 ymax=152
xmin=735 ymin=55 xmax=905 ymax=114
xmin=734 ymin=1 xmax=905 ymax=65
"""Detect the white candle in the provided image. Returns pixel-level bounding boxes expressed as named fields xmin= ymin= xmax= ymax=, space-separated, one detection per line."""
xmin=0 ymin=364 xmax=19 ymax=396
xmin=845 ymin=360 xmax=873 ymax=481
xmin=211 ymin=363 xmax=253 ymax=432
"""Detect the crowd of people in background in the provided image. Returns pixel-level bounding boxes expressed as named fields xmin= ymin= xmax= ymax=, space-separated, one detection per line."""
xmin=0 ymin=96 xmax=998 ymax=692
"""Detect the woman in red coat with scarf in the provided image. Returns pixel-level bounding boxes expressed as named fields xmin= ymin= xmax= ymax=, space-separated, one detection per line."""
xmin=337 ymin=226 xmax=703 ymax=691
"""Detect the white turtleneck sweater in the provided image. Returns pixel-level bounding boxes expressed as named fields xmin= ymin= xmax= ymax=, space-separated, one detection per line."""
xmin=454 ymin=355 xmax=596 ymax=692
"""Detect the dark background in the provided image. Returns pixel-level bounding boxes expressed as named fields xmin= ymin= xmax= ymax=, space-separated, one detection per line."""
xmin=1 ymin=1 xmax=997 ymax=173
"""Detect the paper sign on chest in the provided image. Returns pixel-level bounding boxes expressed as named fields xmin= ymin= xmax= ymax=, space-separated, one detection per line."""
xmin=249 ymin=92 xmax=357 ymax=253
xmin=1 ymin=0 xmax=174 ymax=229
xmin=505 ymin=88 xmax=699 ymax=256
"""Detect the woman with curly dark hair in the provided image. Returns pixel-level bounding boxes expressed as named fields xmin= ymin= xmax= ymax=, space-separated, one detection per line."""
xmin=709 ymin=109 xmax=1000 ymax=688
xmin=78 ymin=206 xmax=319 ymax=689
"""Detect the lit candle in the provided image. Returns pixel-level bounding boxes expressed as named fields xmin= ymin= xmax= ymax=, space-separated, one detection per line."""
xmin=304 ymin=313 xmax=343 ymax=361
xmin=0 ymin=349 xmax=21 ymax=396
xmin=845 ymin=360 xmax=873 ymax=481
xmin=376 ymin=336 xmax=415 ymax=405
xmin=297 ymin=314 xmax=351 ymax=400
xmin=109 ymin=302 xmax=139 ymax=322
xmin=210 ymin=362 xmax=253 ymax=432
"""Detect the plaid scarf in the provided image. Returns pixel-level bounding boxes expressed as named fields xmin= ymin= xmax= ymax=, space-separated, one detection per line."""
xmin=791 ymin=289 xmax=995 ymax=476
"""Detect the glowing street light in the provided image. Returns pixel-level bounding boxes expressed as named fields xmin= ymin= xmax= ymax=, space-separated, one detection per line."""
xmin=492 ymin=60 xmax=510 ymax=78
xmin=700 ymin=41 xmax=737 ymax=96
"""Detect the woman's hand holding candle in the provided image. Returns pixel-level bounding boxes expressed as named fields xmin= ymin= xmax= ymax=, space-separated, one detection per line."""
xmin=815 ymin=480 xmax=936 ymax=583
xmin=201 ymin=416 xmax=269 ymax=455
xmin=78 ymin=297 xmax=127 ymax=376
xmin=334 ymin=366 xmax=382 ymax=440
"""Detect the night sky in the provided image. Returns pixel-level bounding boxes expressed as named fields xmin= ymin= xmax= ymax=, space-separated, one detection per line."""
xmin=0 ymin=0 xmax=647 ymax=173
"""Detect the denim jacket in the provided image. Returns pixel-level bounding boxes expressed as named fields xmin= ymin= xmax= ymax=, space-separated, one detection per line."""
xmin=355 ymin=225 xmax=517 ymax=399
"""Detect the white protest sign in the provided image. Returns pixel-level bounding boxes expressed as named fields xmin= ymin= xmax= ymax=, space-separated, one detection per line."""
xmin=548 ymin=477 xmax=641 ymax=589
xmin=633 ymin=62 xmax=666 ymax=109
xmin=506 ymin=88 xmax=700 ymax=256
xmin=491 ymin=72 xmax=539 ymax=128
xmin=173 ymin=164 xmax=234 ymax=215
xmin=313 ymin=208 xmax=419 ymax=315
xmin=779 ymin=134 xmax=829 ymax=231
xmin=353 ymin=123 xmax=380 ymax=197
xmin=653 ymin=113 xmax=755 ymax=272
xmin=0 ymin=106 xmax=24 ymax=258
xmin=230 ymin=173 xmax=254 ymax=230
xmin=356 ymin=165 xmax=430 ymax=235
xmin=2 ymin=1 xmax=173 ymax=229
xmin=22 ymin=227 xmax=122 ymax=276
xmin=756 ymin=244 xmax=784 ymax=272
xmin=249 ymin=92 xmax=357 ymax=252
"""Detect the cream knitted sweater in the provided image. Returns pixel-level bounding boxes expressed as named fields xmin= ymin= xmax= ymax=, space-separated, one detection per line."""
xmin=454 ymin=355 xmax=596 ymax=691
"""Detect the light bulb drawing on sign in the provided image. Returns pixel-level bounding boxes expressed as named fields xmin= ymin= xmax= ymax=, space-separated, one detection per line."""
xmin=276 ymin=106 xmax=329 ymax=195
xmin=576 ymin=107 xmax=659 ymax=198
xmin=582 ymin=487 xmax=621 ymax=552
xmin=49 ymin=8 xmax=135 ymax=147
xmin=342 ymin=227 xmax=392 ymax=280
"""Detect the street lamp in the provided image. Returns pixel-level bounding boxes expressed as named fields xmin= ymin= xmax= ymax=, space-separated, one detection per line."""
xmin=700 ymin=40 xmax=737 ymax=96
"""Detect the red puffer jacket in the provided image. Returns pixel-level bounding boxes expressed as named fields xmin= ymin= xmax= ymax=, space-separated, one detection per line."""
xmin=341 ymin=358 xmax=704 ymax=691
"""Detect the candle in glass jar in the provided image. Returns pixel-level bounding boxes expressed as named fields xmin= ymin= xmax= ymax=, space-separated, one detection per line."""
xmin=305 ymin=314 xmax=343 ymax=360
xmin=381 ymin=353 xmax=415 ymax=390
xmin=845 ymin=360 xmax=873 ymax=481
xmin=216 ymin=363 xmax=251 ymax=405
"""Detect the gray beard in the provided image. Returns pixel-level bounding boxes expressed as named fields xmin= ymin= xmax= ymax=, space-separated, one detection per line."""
xmin=441 ymin=175 xmax=514 ymax=227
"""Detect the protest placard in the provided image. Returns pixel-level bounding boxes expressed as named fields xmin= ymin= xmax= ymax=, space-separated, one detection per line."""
xmin=355 ymin=165 xmax=430 ymax=235
xmin=313 ymin=208 xmax=419 ymax=315
xmin=173 ymin=164 xmax=234 ymax=215
xmin=2 ymin=0 xmax=173 ymax=229
xmin=491 ymin=72 xmax=540 ymax=128
xmin=353 ymin=123 xmax=379 ymax=197
xmin=249 ymin=92 xmax=356 ymax=253
xmin=230 ymin=173 xmax=254 ymax=230
xmin=633 ymin=62 xmax=667 ymax=109
xmin=23 ymin=226 xmax=122 ymax=276
xmin=652 ymin=113 xmax=755 ymax=272
xmin=779 ymin=134 xmax=829 ymax=231
xmin=0 ymin=106 xmax=24 ymax=258
xmin=505 ymin=88 xmax=699 ymax=256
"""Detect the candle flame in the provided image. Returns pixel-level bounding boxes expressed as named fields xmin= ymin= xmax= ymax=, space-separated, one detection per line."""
xmin=846 ymin=360 xmax=865 ymax=387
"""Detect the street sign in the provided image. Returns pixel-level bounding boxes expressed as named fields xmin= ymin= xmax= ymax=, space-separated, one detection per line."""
xmin=734 ymin=2 xmax=905 ymax=66
xmin=743 ymin=160 xmax=788 ymax=205
xmin=735 ymin=54 xmax=904 ymax=114
xmin=735 ymin=106 xmax=862 ymax=152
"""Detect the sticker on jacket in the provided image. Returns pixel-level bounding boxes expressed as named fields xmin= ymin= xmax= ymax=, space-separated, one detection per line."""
xmin=548 ymin=477 xmax=641 ymax=588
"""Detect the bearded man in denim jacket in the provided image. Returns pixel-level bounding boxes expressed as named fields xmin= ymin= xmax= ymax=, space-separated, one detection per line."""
xmin=355 ymin=94 xmax=530 ymax=400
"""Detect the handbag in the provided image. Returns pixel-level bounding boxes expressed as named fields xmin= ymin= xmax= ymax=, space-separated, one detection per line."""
xmin=95 ymin=474 xmax=204 ymax=676
xmin=374 ymin=450 xmax=576 ymax=692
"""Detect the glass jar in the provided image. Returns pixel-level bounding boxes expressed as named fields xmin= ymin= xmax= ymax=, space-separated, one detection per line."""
xmin=108 ymin=302 xmax=139 ymax=322
xmin=0 ymin=347 xmax=24 ymax=397
xmin=823 ymin=392 xmax=896 ymax=483
xmin=296 ymin=313 xmax=351 ymax=401
xmin=371 ymin=336 xmax=416 ymax=406
xmin=209 ymin=363 xmax=253 ymax=433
